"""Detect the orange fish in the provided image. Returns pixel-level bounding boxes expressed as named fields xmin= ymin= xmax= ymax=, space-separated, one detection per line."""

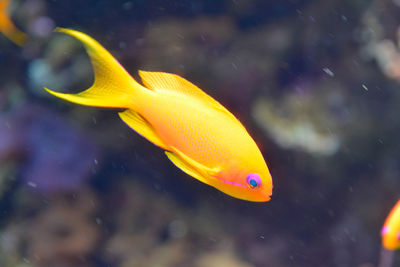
xmin=45 ymin=28 xmax=273 ymax=202
xmin=382 ymin=199 xmax=400 ymax=250
xmin=0 ymin=0 xmax=27 ymax=46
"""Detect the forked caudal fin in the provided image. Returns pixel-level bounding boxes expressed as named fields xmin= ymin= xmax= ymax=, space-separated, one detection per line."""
xmin=45 ymin=28 xmax=147 ymax=109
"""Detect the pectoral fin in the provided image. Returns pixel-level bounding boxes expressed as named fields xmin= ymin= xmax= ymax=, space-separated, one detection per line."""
xmin=165 ymin=147 xmax=220 ymax=186
xmin=165 ymin=151 xmax=212 ymax=185
xmin=171 ymin=147 xmax=220 ymax=177
xmin=119 ymin=110 xmax=168 ymax=150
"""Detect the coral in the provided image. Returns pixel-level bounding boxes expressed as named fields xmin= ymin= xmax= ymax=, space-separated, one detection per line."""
xmin=0 ymin=104 xmax=99 ymax=193
xmin=0 ymin=187 xmax=100 ymax=267
xmin=253 ymin=93 xmax=340 ymax=156
xmin=195 ymin=249 xmax=252 ymax=267
xmin=26 ymin=188 xmax=100 ymax=266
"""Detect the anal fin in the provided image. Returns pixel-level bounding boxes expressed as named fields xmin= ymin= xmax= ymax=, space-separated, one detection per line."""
xmin=119 ymin=110 xmax=168 ymax=150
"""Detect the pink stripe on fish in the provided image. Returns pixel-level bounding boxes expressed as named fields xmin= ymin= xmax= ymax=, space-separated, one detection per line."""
xmin=212 ymin=175 xmax=246 ymax=187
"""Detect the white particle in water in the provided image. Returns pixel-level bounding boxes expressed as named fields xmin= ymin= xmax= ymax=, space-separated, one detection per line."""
xmin=27 ymin=182 xmax=37 ymax=188
xmin=322 ymin=68 xmax=334 ymax=77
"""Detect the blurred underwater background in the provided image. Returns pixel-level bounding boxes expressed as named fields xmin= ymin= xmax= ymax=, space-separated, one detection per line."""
xmin=1 ymin=0 xmax=400 ymax=266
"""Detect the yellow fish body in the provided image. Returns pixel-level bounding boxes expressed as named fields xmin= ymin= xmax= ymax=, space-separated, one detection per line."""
xmin=45 ymin=28 xmax=273 ymax=202
xmin=0 ymin=0 xmax=27 ymax=46
xmin=382 ymin=200 xmax=400 ymax=250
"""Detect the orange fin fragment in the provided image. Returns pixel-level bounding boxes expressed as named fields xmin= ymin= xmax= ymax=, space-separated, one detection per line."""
xmin=0 ymin=0 xmax=27 ymax=46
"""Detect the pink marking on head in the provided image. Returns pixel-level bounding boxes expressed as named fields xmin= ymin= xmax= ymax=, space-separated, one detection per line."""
xmin=381 ymin=226 xmax=389 ymax=235
xmin=397 ymin=231 xmax=400 ymax=239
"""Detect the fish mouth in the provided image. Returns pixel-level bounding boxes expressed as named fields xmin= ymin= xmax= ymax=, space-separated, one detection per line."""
xmin=263 ymin=190 xmax=272 ymax=202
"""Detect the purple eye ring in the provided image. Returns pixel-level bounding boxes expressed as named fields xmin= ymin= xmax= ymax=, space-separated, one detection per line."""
xmin=246 ymin=173 xmax=261 ymax=189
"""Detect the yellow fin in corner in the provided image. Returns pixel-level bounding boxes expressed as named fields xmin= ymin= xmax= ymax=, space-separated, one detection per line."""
xmin=119 ymin=110 xmax=168 ymax=150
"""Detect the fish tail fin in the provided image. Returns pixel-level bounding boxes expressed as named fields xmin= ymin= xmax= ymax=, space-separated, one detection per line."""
xmin=45 ymin=28 xmax=148 ymax=109
xmin=0 ymin=0 xmax=28 ymax=46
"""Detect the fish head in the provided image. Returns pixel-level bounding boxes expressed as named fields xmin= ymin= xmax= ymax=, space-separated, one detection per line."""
xmin=212 ymin=159 xmax=273 ymax=202
xmin=381 ymin=200 xmax=400 ymax=250
xmin=381 ymin=226 xmax=400 ymax=250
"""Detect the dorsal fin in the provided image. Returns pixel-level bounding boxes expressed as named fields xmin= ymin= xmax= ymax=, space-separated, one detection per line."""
xmin=138 ymin=70 xmax=234 ymax=115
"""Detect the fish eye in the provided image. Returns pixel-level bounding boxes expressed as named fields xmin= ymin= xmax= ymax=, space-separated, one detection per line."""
xmin=246 ymin=173 xmax=261 ymax=189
